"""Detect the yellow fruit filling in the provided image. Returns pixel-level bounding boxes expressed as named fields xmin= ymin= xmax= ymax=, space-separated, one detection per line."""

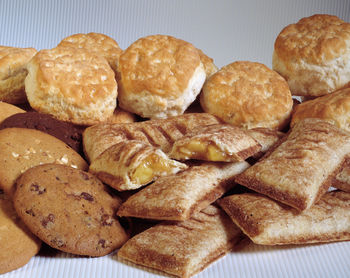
xmin=176 ymin=140 xmax=229 ymax=161
xmin=131 ymin=154 xmax=173 ymax=185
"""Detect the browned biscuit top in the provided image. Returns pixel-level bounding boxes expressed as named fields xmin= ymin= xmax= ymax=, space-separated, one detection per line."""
xmin=119 ymin=34 xmax=202 ymax=98
xmin=58 ymin=32 xmax=122 ymax=72
xmin=201 ymin=61 xmax=293 ymax=129
xmin=0 ymin=46 xmax=37 ymax=80
xmin=274 ymin=14 xmax=350 ymax=64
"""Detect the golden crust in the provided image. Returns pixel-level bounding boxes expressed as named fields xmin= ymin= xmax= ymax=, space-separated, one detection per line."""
xmin=196 ymin=48 xmax=218 ymax=78
xmin=0 ymin=193 xmax=41 ymax=274
xmin=274 ymin=14 xmax=350 ymax=64
xmin=273 ymin=14 xmax=350 ymax=97
xmin=333 ymin=158 xmax=350 ymax=193
xmin=117 ymin=161 xmax=249 ymax=220
xmin=83 ymin=113 xmax=221 ymax=162
xmin=169 ymin=124 xmax=261 ymax=162
xmin=0 ymin=46 xmax=37 ymax=104
xmin=118 ymin=205 xmax=243 ymax=278
xmin=219 ymin=191 xmax=350 ymax=245
xmin=57 ymin=32 xmax=122 ymax=73
xmin=291 ymin=87 xmax=350 ymax=132
xmin=200 ymin=61 xmax=293 ymax=130
xmin=89 ymin=140 xmax=187 ymax=191
xmin=235 ymin=118 xmax=350 ymax=211
xmin=0 ymin=101 xmax=25 ymax=123
xmin=104 ymin=107 xmax=136 ymax=124
xmin=118 ymin=35 xmax=206 ymax=118
xmin=25 ymin=46 xmax=118 ymax=125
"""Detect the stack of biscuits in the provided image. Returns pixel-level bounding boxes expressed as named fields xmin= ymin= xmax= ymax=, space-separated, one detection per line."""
xmin=0 ymin=14 xmax=349 ymax=278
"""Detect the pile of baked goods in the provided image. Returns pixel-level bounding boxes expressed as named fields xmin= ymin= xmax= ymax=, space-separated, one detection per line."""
xmin=0 ymin=14 xmax=349 ymax=277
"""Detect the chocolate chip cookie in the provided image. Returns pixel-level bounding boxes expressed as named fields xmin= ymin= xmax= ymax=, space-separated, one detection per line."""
xmin=13 ymin=164 xmax=129 ymax=257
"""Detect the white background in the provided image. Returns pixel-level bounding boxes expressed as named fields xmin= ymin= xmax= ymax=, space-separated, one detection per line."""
xmin=1 ymin=1 xmax=350 ymax=277
xmin=0 ymin=0 xmax=349 ymax=68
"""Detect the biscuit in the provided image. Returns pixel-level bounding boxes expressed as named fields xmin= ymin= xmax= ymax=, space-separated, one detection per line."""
xmin=57 ymin=32 xmax=123 ymax=73
xmin=118 ymin=205 xmax=244 ymax=278
xmin=273 ymin=14 xmax=350 ymax=97
xmin=25 ymin=46 xmax=118 ymax=125
xmin=117 ymin=161 xmax=249 ymax=221
xmin=219 ymin=191 xmax=350 ymax=245
xmin=118 ymin=34 xmax=206 ymax=119
xmin=235 ymin=118 xmax=350 ymax=211
xmin=200 ymin=61 xmax=293 ymax=130
xmin=169 ymin=124 xmax=261 ymax=162
xmin=0 ymin=112 xmax=84 ymax=154
xmin=105 ymin=107 xmax=136 ymax=124
xmin=0 ymin=128 xmax=87 ymax=197
xmin=196 ymin=48 xmax=218 ymax=79
xmin=0 ymin=192 xmax=41 ymax=274
xmin=83 ymin=113 xmax=221 ymax=162
xmin=291 ymin=87 xmax=350 ymax=132
xmin=13 ymin=164 xmax=129 ymax=256
xmin=0 ymin=101 xmax=25 ymax=123
xmin=89 ymin=140 xmax=188 ymax=191
xmin=0 ymin=46 xmax=37 ymax=104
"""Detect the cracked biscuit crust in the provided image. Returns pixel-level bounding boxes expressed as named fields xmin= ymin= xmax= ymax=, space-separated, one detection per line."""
xmin=273 ymin=14 xmax=350 ymax=97
xmin=25 ymin=46 xmax=118 ymax=125
xmin=201 ymin=61 xmax=293 ymax=130
xmin=118 ymin=35 xmax=206 ymax=119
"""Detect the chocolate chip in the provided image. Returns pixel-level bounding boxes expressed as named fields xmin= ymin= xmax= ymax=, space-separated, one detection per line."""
xmin=30 ymin=183 xmax=46 ymax=194
xmin=51 ymin=237 xmax=66 ymax=248
xmin=42 ymin=213 xmax=55 ymax=228
xmin=80 ymin=192 xmax=94 ymax=202
xmin=25 ymin=209 xmax=35 ymax=216
xmin=80 ymin=172 xmax=90 ymax=180
xmin=55 ymin=176 xmax=60 ymax=181
xmin=98 ymin=239 xmax=106 ymax=248
xmin=101 ymin=214 xmax=113 ymax=226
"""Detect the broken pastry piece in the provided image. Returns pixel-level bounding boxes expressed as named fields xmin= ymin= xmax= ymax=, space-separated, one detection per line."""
xmin=118 ymin=205 xmax=244 ymax=278
xmin=218 ymin=191 xmax=350 ymax=245
xmin=83 ymin=113 xmax=220 ymax=162
xmin=118 ymin=161 xmax=249 ymax=220
xmin=169 ymin=124 xmax=261 ymax=162
xmin=235 ymin=118 xmax=350 ymax=211
xmin=89 ymin=140 xmax=187 ymax=191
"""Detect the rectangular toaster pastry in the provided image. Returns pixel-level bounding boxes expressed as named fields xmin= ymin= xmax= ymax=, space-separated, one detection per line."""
xmin=218 ymin=190 xmax=350 ymax=245
xmin=118 ymin=205 xmax=244 ymax=278
xmin=235 ymin=118 xmax=350 ymax=211
xmin=83 ymin=113 xmax=221 ymax=162
xmin=117 ymin=161 xmax=249 ymax=220
xmin=169 ymin=124 xmax=261 ymax=162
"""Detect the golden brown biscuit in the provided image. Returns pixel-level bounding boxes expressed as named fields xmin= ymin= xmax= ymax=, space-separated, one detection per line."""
xmin=83 ymin=113 xmax=221 ymax=162
xmin=219 ymin=191 xmax=350 ymax=245
xmin=118 ymin=34 xmax=206 ymax=119
xmin=89 ymin=140 xmax=188 ymax=191
xmin=169 ymin=124 xmax=261 ymax=162
xmin=235 ymin=118 xmax=350 ymax=211
xmin=0 ymin=128 xmax=87 ymax=197
xmin=196 ymin=48 xmax=218 ymax=79
xmin=104 ymin=107 xmax=136 ymax=124
xmin=273 ymin=14 xmax=350 ymax=97
xmin=0 ymin=101 xmax=25 ymax=123
xmin=25 ymin=46 xmax=118 ymax=125
xmin=0 ymin=192 xmax=41 ymax=274
xmin=118 ymin=205 xmax=244 ymax=278
xmin=117 ymin=161 xmax=249 ymax=220
xmin=57 ymin=32 xmax=123 ymax=73
xmin=291 ymin=87 xmax=350 ymax=132
xmin=0 ymin=46 xmax=37 ymax=104
xmin=200 ymin=61 xmax=293 ymax=130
